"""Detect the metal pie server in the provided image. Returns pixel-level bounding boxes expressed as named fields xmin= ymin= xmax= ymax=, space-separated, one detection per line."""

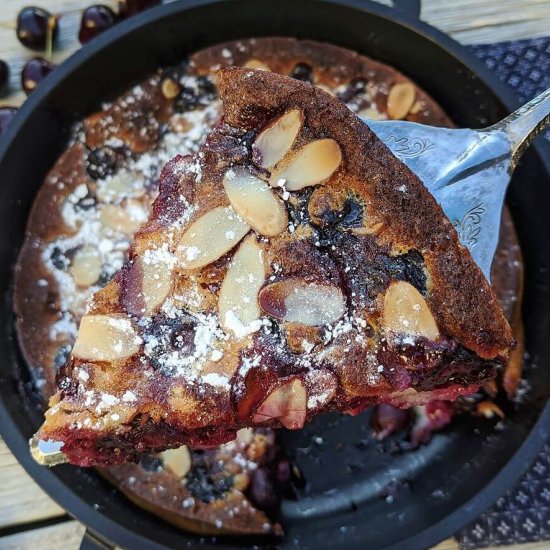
xmin=365 ymin=87 xmax=550 ymax=279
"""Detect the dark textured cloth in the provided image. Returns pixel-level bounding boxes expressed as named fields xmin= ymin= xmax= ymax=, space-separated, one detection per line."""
xmin=456 ymin=37 xmax=550 ymax=549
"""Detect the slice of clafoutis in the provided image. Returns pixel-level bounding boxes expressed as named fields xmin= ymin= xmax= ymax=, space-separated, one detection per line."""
xmin=37 ymin=67 xmax=513 ymax=467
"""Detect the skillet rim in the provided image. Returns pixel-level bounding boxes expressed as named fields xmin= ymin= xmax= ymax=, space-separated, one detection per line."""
xmin=0 ymin=1 xmax=549 ymax=549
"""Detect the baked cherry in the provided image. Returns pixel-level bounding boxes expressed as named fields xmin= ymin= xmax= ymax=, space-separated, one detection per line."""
xmin=79 ymin=5 xmax=117 ymax=44
xmin=290 ymin=62 xmax=313 ymax=83
xmin=247 ymin=467 xmax=278 ymax=513
xmin=16 ymin=6 xmax=59 ymax=51
xmin=21 ymin=57 xmax=55 ymax=95
xmin=0 ymin=60 xmax=9 ymax=95
xmin=118 ymin=0 xmax=161 ymax=18
xmin=0 ymin=107 xmax=17 ymax=138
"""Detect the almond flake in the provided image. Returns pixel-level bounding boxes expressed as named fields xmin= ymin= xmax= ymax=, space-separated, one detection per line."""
xmin=382 ymin=281 xmax=439 ymax=340
xmin=223 ymin=167 xmax=287 ymax=236
xmin=219 ymin=235 xmax=265 ymax=337
xmin=72 ymin=315 xmax=142 ymax=361
xmin=175 ymin=206 xmax=250 ymax=270
xmin=253 ymin=109 xmax=303 ymax=169
xmin=269 ymin=139 xmax=342 ymax=191
xmin=259 ymin=279 xmax=346 ymax=326
xmin=387 ymin=82 xmax=416 ymax=120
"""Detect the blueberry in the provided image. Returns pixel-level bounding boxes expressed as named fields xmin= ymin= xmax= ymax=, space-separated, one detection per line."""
xmin=196 ymin=75 xmax=217 ymax=102
xmin=318 ymin=196 xmax=364 ymax=229
xmin=0 ymin=107 xmax=17 ymax=137
xmin=186 ymin=453 xmax=233 ymax=502
xmin=75 ymin=193 xmax=97 ymax=211
xmin=50 ymin=247 xmax=69 ymax=270
xmin=16 ymin=7 xmax=59 ymax=51
xmin=338 ymin=78 xmax=368 ymax=103
xmin=21 ymin=57 xmax=55 ymax=95
xmin=79 ymin=5 xmax=117 ymax=44
xmin=54 ymin=345 xmax=71 ymax=371
xmin=290 ymin=62 xmax=313 ymax=83
xmin=139 ymin=455 xmax=163 ymax=472
xmin=86 ymin=146 xmax=118 ymax=180
xmin=173 ymin=86 xmax=199 ymax=113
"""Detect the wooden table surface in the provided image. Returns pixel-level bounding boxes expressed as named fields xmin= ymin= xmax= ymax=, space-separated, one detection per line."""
xmin=1 ymin=0 xmax=549 ymax=548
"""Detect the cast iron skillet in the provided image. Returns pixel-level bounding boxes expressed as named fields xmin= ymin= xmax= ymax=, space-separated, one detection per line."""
xmin=1 ymin=1 xmax=549 ymax=549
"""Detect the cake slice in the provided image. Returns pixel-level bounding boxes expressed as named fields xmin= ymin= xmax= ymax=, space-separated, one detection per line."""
xmin=38 ymin=67 xmax=513 ymax=466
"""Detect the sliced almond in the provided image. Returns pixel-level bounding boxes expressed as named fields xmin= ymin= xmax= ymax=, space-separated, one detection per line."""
xmin=219 ymin=235 xmax=265 ymax=337
xmin=71 ymin=245 xmax=102 ymax=287
xmin=382 ymin=281 xmax=439 ymax=340
xmin=243 ymin=59 xmax=271 ymax=71
xmin=161 ymin=77 xmax=182 ymax=100
xmin=223 ymin=167 xmax=288 ymax=236
xmin=100 ymin=200 xmax=148 ymax=234
xmin=124 ymin=250 xmax=174 ymax=316
xmin=175 ymin=207 xmax=250 ymax=270
xmin=357 ymin=107 xmax=386 ymax=121
xmin=253 ymin=379 xmax=307 ymax=429
xmin=409 ymin=100 xmax=424 ymax=115
xmin=387 ymin=82 xmax=416 ymax=120
xmin=97 ymin=170 xmax=145 ymax=202
xmin=160 ymin=446 xmax=192 ymax=478
xmin=270 ymin=139 xmax=342 ymax=191
xmin=253 ymin=109 xmax=303 ymax=169
xmin=72 ymin=314 xmax=142 ymax=361
xmin=259 ymin=279 xmax=346 ymax=326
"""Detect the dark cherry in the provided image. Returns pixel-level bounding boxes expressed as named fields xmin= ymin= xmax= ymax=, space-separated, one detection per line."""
xmin=0 ymin=60 xmax=9 ymax=95
xmin=79 ymin=5 xmax=117 ymax=44
xmin=86 ymin=146 xmax=118 ymax=180
xmin=370 ymin=404 xmax=412 ymax=440
xmin=16 ymin=6 xmax=59 ymax=51
xmin=247 ymin=467 xmax=278 ymax=513
xmin=118 ymin=0 xmax=161 ymax=18
xmin=290 ymin=62 xmax=313 ymax=83
xmin=274 ymin=457 xmax=291 ymax=486
xmin=0 ymin=107 xmax=18 ymax=137
xmin=21 ymin=57 xmax=55 ymax=95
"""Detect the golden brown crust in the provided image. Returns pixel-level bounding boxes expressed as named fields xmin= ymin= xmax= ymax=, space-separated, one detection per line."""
xmin=191 ymin=37 xmax=452 ymax=127
xmin=217 ymin=67 xmax=512 ymax=358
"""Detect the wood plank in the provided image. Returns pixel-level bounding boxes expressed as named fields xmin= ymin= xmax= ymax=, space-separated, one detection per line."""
xmin=0 ymin=520 xmax=85 ymax=550
xmin=0 ymin=438 xmax=65 ymax=528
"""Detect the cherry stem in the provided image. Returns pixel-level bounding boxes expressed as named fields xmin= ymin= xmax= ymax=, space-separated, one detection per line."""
xmin=45 ymin=16 xmax=57 ymax=60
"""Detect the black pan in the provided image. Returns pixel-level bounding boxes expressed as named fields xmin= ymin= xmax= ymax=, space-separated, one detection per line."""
xmin=1 ymin=1 xmax=550 ymax=549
